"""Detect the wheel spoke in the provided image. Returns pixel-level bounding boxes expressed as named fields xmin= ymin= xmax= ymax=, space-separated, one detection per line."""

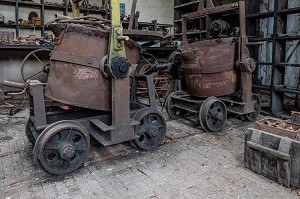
xmin=44 ymin=146 xmax=59 ymax=150
xmin=26 ymin=70 xmax=43 ymax=80
xmin=67 ymin=128 xmax=72 ymax=142
xmin=73 ymin=144 xmax=88 ymax=151
xmin=210 ymin=103 xmax=220 ymax=113
xmin=142 ymin=115 xmax=150 ymax=125
xmin=32 ymin=52 xmax=46 ymax=66
xmin=155 ymin=124 xmax=165 ymax=129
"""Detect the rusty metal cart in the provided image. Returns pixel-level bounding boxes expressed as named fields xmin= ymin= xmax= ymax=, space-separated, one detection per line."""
xmin=7 ymin=0 xmax=168 ymax=175
xmin=166 ymin=1 xmax=261 ymax=132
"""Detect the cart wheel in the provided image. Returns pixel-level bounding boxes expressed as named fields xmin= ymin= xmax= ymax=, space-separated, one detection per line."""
xmin=166 ymin=91 xmax=187 ymax=120
xmin=245 ymin=94 xmax=261 ymax=122
xmin=199 ymin=97 xmax=227 ymax=132
xmin=132 ymin=108 xmax=166 ymax=150
xmin=25 ymin=118 xmax=36 ymax=145
xmin=33 ymin=120 xmax=90 ymax=175
xmin=21 ymin=49 xmax=51 ymax=82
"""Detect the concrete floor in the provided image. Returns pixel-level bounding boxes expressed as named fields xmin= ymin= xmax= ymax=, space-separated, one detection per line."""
xmin=0 ymin=109 xmax=299 ymax=199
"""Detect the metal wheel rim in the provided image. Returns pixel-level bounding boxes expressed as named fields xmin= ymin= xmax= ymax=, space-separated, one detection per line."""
xmin=199 ymin=97 xmax=227 ymax=132
xmin=34 ymin=120 xmax=90 ymax=175
xmin=21 ymin=48 xmax=51 ymax=82
xmin=166 ymin=90 xmax=187 ymax=120
xmin=132 ymin=108 xmax=166 ymax=150
xmin=246 ymin=94 xmax=261 ymax=122
xmin=137 ymin=63 xmax=153 ymax=75
xmin=199 ymin=97 xmax=216 ymax=132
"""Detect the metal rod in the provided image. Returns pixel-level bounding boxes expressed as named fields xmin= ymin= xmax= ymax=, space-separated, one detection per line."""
xmin=2 ymin=80 xmax=26 ymax=89
xmin=128 ymin=0 xmax=138 ymax=30
xmin=0 ymin=116 xmax=26 ymax=119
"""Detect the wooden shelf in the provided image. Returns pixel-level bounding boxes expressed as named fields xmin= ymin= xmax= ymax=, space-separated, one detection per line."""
xmin=0 ymin=0 xmax=16 ymax=5
xmin=0 ymin=23 xmax=17 ymax=28
xmin=18 ymin=1 xmax=42 ymax=8
xmin=174 ymin=0 xmax=201 ymax=40
xmin=174 ymin=1 xmax=199 ymax=9
xmin=0 ymin=0 xmax=105 ymax=38
xmin=246 ymin=11 xmax=274 ymax=19
xmin=277 ymin=7 xmax=300 ymax=15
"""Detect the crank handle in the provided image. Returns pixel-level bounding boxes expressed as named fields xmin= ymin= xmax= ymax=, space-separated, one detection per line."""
xmin=117 ymin=36 xmax=129 ymax=42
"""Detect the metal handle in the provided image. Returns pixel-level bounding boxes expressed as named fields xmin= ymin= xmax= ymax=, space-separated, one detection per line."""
xmin=247 ymin=141 xmax=290 ymax=161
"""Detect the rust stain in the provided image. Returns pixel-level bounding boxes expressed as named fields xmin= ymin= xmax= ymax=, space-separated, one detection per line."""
xmin=74 ymin=68 xmax=99 ymax=80
xmin=45 ymin=23 xmax=141 ymax=111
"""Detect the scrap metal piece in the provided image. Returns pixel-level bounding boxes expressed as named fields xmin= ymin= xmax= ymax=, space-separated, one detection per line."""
xmin=209 ymin=20 xmax=231 ymax=38
xmin=255 ymin=118 xmax=300 ymax=140
xmin=290 ymin=111 xmax=300 ymax=125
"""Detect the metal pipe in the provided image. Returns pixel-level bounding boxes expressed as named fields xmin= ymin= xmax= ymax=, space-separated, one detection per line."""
xmin=0 ymin=116 xmax=26 ymax=119
xmin=2 ymin=80 xmax=26 ymax=89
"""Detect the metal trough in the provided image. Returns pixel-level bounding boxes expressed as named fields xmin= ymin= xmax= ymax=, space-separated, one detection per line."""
xmin=245 ymin=128 xmax=300 ymax=188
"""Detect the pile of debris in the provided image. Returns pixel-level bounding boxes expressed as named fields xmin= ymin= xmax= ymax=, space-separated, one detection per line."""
xmin=263 ymin=120 xmax=295 ymax=131
xmin=255 ymin=117 xmax=300 ymax=140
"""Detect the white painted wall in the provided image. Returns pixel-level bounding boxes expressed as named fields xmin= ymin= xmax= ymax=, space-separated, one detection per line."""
xmin=120 ymin=0 xmax=174 ymax=24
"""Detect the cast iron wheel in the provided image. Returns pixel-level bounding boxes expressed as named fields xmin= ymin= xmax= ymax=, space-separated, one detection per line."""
xmin=132 ymin=108 xmax=166 ymax=150
xmin=166 ymin=91 xmax=187 ymax=120
xmin=33 ymin=120 xmax=90 ymax=175
xmin=245 ymin=94 xmax=261 ymax=122
xmin=25 ymin=118 xmax=36 ymax=145
xmin=21 ymin=49 xmax=51 ymax=82
xmin=199 ymin=97 xmax=227 ymax=132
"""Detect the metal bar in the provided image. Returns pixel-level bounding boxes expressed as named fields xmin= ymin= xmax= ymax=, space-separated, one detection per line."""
xmin=181 ymin=17 xmax=188 ymax=43
xmin=30 ymin=81 xmax=47 ymax=128
xmin=70 ymin=0 xmax=80 ymax=17
xmin=128 ymin=0 xmax=137 ymax=30
xmin=247 ymin=141 xmax=290 ymax=161
xmin=239 ymin=1 xmax=253 ymax=112
xmin=270 ymin=0 xmax=285 ymax=115
xmin=187 ymin=3 xmax=239 ymax=19
xmin=112 ymin=79 xmax=130 ymax=126
xmin=145 ymin=74 xmax=157 ymax=109
xmin=15 ymin=1 xmax=19 ymax=37
xmin=2 ymin=80 xmax=26 ymax=89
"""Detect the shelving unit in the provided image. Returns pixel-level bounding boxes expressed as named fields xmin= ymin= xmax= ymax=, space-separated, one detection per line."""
xmin=0 ymin=0 xmax=105 ymax=49
xmin=174 ymin=0 xmax=200 ymax=40
xmin=173 ymin=0 xmax=241 ymax=41
xmin=245 ymin=0 xmax=300 ymax=116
